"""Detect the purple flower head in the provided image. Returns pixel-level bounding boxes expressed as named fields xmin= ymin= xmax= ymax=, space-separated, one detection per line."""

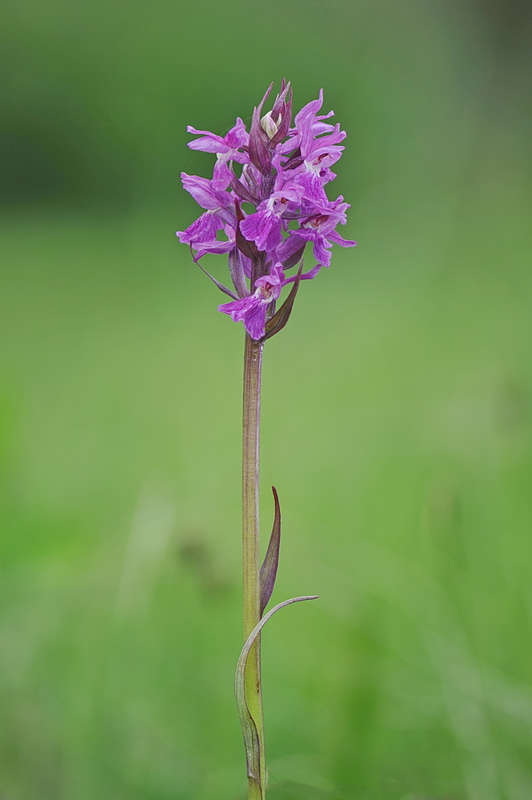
xmin=177 ymin=82 xmax=357 ymax=340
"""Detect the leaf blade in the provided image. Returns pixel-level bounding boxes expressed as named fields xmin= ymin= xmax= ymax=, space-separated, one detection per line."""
xmin=234 ymin=595 xmax=319 ymax=793
xmin=259 ymin=486 xmax=282 ymax=615
xmin=264 ymin=265 xmax=303 ymax=340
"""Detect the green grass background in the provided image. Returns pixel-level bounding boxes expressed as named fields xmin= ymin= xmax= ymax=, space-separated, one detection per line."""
xmin=1 ymin=0 xmax=531 ymax=798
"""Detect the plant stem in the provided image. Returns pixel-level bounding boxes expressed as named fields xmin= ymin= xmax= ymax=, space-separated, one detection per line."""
xmin=242 ymin=332 xmax=266 ymax=798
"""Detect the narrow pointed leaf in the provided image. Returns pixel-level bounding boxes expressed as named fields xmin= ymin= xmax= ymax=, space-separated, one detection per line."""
xmin=260 ymin=486 xmax=282 ymax=615
xmin=249 ymin=104 xmax=271 ymax=175
xmin=271 ymin=84 xmax=293 ymax=147
xmin=264 ymin=265 xmax=303 ymax=340
xmin=283 ymin=243 xmax=306 ymax=270
xmin=228 ymin=249 xmax=249 ymax=299
xmin=234 ymin=595 xmax=319 ymax=793
xmin=231 ymin=174 xmax=258 ymax=205
xmin=236 ymin=225 xmax=260 ymax=261
xmin=235 ymin=199 xmax=260 ymax=260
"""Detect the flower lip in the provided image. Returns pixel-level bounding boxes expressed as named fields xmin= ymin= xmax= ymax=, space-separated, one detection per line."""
xmin=257 ymin=282 xmax=275 ymax=300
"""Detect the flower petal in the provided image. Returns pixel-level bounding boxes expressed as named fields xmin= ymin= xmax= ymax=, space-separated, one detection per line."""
xmin=240 ymin=209 xmax=282 ymax=253
xmin=327 ymin=230 xmax=357 ymax=248
xmin=176 ymin=211 xmax=223 ymax=245
xmin=181 ymin=172 xmax=229 ymax=210
xmin=219 ymin=295 xmax=268 ymax=340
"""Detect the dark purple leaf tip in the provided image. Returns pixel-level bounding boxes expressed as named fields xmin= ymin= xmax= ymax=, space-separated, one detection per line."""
xmin=259 ymin=486 xmax=282 ymax=615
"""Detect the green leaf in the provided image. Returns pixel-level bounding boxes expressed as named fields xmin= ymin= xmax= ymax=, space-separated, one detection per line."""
xmin=234 ymin=595 xmax=319 ymax=795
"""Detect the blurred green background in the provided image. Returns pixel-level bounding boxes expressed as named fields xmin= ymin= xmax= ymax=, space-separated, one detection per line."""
xmin=1 ymin=0 xmax=531 ymax=798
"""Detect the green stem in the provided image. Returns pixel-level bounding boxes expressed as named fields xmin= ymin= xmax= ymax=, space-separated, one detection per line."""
xmin=242 ymin=333 xmax=266 ymax=798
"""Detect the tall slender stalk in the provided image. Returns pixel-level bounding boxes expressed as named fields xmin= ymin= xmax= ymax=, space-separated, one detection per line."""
xmin=242 ymin=332 xmax=266 ymax=799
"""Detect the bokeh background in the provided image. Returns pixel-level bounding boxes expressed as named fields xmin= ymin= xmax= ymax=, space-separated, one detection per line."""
xmin=1 ymin=0 xmax=531 ymax=798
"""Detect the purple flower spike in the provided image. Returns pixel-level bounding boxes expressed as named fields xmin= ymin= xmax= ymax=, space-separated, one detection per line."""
xmin=177 ymin=82 xmax=357 ymax=338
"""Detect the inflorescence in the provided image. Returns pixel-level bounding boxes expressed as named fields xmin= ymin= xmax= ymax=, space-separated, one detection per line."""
xmin=177 ymin=81 xmax=356 ymax=340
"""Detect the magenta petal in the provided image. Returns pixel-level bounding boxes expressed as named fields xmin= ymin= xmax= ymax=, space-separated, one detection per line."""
xmin=296 ymin=172 xmax=329 ymax=205
xmin=218 ymin=295 xmax=254 ymax=320
xmin=219 ymin=295 xmax=268 ymax=340
xmin=239 ymin=211 xmax=265 ymax=242
xmin=212 ymin=162 xmax=234 ymax=189
xmin=181 ymin=173 xmax=228 ymax=210
xmin=282 ymin=264 xmax=322 ymax=284
xmin=328 ymin=230 xmax=357 ymax=248
xmin=240 ymin=210 xmax=282 ymax=253
xmin=312 ymin=235 xmax=333 ymax=267
xmin=242 ymin=302 xmax=268 ymax=340
xmin=192 ymin=238 xmax=235 ymax=261
xmin=312 ymin=120 xmax=336 ymax=136
xmin=226 ymin=117 xmax=249 ymax=149
xmin=176 ymin=212 xmax=223 ymax=245
xmin=294 ymin=90 xmax=324 ymax=130
xmin=187 ymin=132 xmax=228 ymax=154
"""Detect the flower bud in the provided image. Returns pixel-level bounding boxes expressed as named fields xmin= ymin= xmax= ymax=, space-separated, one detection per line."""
xmin=260 ymin=112 xmax=282 ymax=140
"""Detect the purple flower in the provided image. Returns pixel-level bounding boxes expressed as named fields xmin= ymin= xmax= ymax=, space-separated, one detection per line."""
xmin=176 ymin=172 xmax=234 ymax=246
xmin=240 ymin=184 xmax=303 ymax=253
xmin=219 ymin=264 xmax=286 ymax=340
xmin=187 ymin=118 xmax=248 ymax=158
xmin=282 ymin=89 xmax=336 ymax=155
xmin=286 ymin=196 xmax=357 ymax=267
xmin=189 ymin=225 xmax=237 ymax=261
xmin=177 ymin=82 xmax=357 ymax=338
xmin=187 ymin=118 xmax=249 ymax=182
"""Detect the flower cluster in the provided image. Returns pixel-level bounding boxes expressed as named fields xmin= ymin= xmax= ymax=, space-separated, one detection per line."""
xmin=177 ymin=81 xmax=356 ymax=340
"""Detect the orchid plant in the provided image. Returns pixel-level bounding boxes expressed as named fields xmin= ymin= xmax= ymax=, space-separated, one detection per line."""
xmin=177 ymin=81 xmax=356 ymax=800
